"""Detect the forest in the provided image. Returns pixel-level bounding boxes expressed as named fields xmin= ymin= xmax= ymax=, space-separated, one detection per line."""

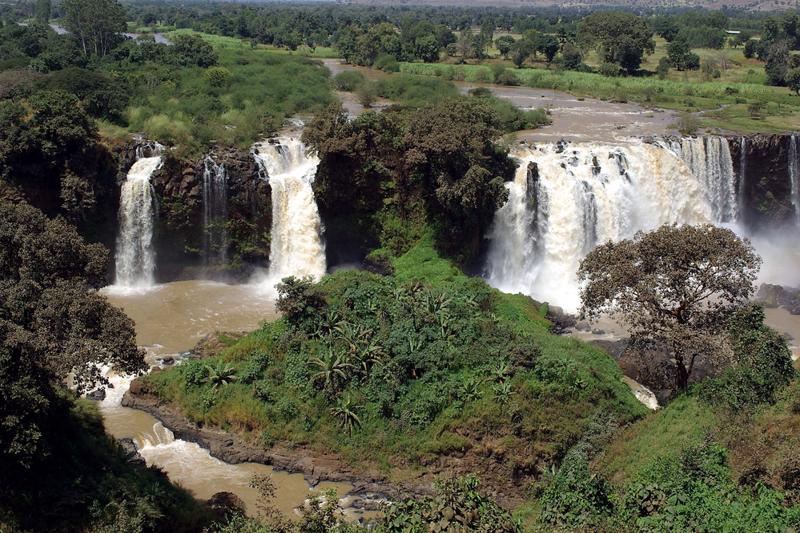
xmin=1 ymin=0 xmax=800 ymax=532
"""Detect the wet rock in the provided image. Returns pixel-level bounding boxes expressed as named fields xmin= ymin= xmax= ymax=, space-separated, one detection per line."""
xmin=757 ymin=283 xmax=800 ymax=314
xmin=728 ymin=134 xmax=796 ymax=230
xmin=160 ymin=356 xmax=175 ymax=366
xmin=757 ymin=283 xmax=781 ymax=308
xmin=127 ymin=377 xmax=148 ymax=395
xmin=591 ymin=328 xmax=606 ymax=335
xmin=119 ymin=437 xmax=145 ymax=465
xmin=191 ymin=332 xmax=245 ymax=359
xmin=86 ymin=389 xmax=106 ymax=401
xmin=207 ymin=491 xmax=246 ymax=519
xmin=546 ymin=305 xmax=577 ymax=334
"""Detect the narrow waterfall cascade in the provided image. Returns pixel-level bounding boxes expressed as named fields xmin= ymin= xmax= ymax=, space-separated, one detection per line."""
xmin=485 ymin=140 xmax=713 ymax=312
xmin=790 ymin=134 xmax=800 ymax=226
xmin=115 ymin=149 xmax=163 ymax=288
xmin=663 ymin=136 xmax=737 ymax=223
xmin=252 ymin=137 xmax=326 ymax=286
xmin=202 ymin=156 xmax=229 ymax=266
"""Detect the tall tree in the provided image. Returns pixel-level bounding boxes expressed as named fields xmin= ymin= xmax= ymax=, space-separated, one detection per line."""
xmin=0 ymin=201 xmax=144 ymax=473
xmin=579 ymin=225 xmax=761 ymax=392
xmin=577 ymin=11 xmax=654 ymax=74
xmin=63 ymin=0 xmax=126 ymax=57
xmin=34 ymin=0 xmax=50 ymax=24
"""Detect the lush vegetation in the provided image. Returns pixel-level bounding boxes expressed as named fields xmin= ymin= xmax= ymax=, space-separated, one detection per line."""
xmin=141 ymin=235 xmax=646 ymax=499
xmin=0 ymin=201 xmax=210 ymax=532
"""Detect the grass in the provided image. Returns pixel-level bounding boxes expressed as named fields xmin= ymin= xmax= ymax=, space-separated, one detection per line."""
xmin=165 ymin=29 xmax=338 ymax=58
xmin=116 ymin=31 xmax=334 ymax=151
xmin=593 ymin=395 xmax=717 ymax=485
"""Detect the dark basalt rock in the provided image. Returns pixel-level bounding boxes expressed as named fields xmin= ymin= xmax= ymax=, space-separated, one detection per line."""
xmin=86 ymin=389 xmax=106 ymax=401
xmin=728 ymin=134 xmax=796 ymax=231
xmin=143 ymin=147 xmax=272 ymax=282
xmin=757 ymin=283 xmax=800 ymax=315
xmin=118 ymin=437 xmax=145 ymax=465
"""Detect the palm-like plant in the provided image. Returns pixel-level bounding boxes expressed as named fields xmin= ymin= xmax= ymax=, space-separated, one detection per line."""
xmin=492 ymin=380 xmax=513 ymax=406
xmin=329 ymin=395 xmax=362 ymax=435
xmin=459 ymin=376 xmax=482 ymax=404
xmin=492 ymin=360 xmax=512 ymax=383
xmin=203 ymin=360 xmax=237 ymax=390
xmin=309 ymin=347 xmax=353 ymax=396
xmin=354 ymin=339 xmax=386 ymax=376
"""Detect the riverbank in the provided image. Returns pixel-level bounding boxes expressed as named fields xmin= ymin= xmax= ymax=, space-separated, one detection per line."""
xmin=121 ymin=375 xmax=431 ymax=503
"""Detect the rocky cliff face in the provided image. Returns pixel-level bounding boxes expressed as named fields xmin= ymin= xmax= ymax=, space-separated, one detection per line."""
xmin=116 ymin=141 xmax=271 ymax=282
xmin=729 ymin=134 xmax=797 ymax=231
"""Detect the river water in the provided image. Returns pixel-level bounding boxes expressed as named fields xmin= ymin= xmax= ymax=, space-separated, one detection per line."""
xmin=100 ymin=280 xmax=354 ymax=517
xmin=320 ymin=59 xmax=677 ymax=141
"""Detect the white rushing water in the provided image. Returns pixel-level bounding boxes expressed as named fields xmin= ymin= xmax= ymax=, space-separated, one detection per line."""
xmin=202 ymin=155 xmax=229 ymax=266
xmin=663 ymin=136 xmax=737 ymax=223
xmin=486 ymin=139 xmax=714 ymax=312
xmin=790 ymin=134 xmax=800 ymax=226
xmin=114 ymin=151 xmax=163 ymax=289
xmin=252 ymin=138 xmax=326 ymax=290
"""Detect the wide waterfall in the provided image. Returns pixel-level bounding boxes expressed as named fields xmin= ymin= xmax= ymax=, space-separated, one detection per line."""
xmin=485 ymin=140 xmax=713 ymax=312
xmin=115 ymin=149 xmax=163 ymax=288
xmin=663 ymin=136 xmax=737 ymax=223
xmin=202 ymin=156 xmax=229 ymax=266
xmin=790 ymin=134 xmax=800 ymax=226
xmin=252 ymin=137 xmax=326 ymax=286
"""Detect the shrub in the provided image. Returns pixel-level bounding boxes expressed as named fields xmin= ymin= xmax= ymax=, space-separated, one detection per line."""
xmin=356 ymin=81 xmax=377 ymax=108
xmin=332 ymin=70 xmax=364 ymax=92
xmin=539 ymin=455 xmax=614 ymax=529
xmin=674 ymin=112 xmax=700 ymax=135
xmin=373 ymin=53 xmax=399 ymax=72
xmin=205 ymin=66 xmax=231 ymax=87
xmin=495 ymin=69 xmax=520 ymax=86
xmin=699 ymin=304 xmax=795 ymax=410
xmin=598 ymin=62 xmax=621 ymax=77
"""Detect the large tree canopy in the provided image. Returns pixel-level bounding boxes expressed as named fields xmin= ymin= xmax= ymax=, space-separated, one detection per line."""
xmin=578 ymin=224 xmax=761 ymax=392
xmin=577 ymin=11 xmax=655 ymax=74
xmin=0 ymin=201 xmax=144 ymax=473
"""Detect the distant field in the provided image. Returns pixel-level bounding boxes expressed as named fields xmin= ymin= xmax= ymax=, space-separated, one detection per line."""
xmin=165 ymin=29 xmax=339 ymax=58
xmin=399 ymin=32 xmax=800 ymax=134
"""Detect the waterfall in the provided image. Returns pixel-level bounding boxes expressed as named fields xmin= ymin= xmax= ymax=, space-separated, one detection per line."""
xmin=252 ymin=137 xmax=326 ymax=286
xmin=115 ymin=149 xmax=163 ymax=288
xmin=202 ymin=156 xmax=228 ymax=266
xmin=665 ymin=136 xmax=737 ymax=223
xmin=485 ymin=140 xmax=712 ymax=312
xmin=790 ymin=134 xmax=800 ymax=226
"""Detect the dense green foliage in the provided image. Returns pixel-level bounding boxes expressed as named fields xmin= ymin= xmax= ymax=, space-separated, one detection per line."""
xmin=577 ymin=12 xmax=655 ymax=74
xmin=143 ymin=238 xmax=645 ymax=499
xmin=0 ymin=201 xmax=210 ymax=532
xmin=535 ymin=305 xmax=799 ymax=532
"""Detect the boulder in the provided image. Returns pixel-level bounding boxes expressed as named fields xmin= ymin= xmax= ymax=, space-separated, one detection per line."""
xmin=86 ymin=389 xmax=106 ymax=401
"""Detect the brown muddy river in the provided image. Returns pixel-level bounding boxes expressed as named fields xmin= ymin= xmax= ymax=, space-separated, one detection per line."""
xmin=100 ymin=280 xmax=354 ymax=518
